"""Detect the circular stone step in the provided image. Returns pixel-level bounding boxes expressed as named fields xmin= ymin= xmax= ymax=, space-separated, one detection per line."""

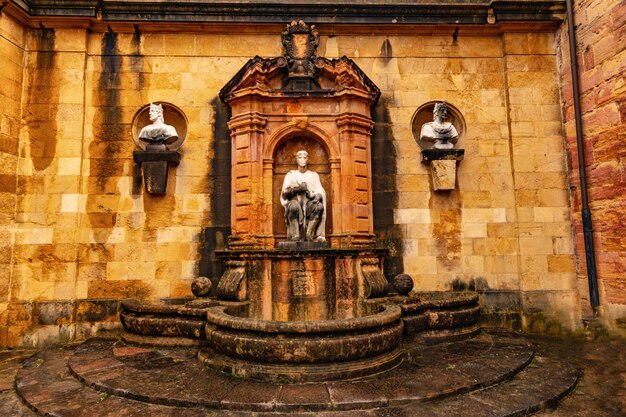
xmin=64 ymin=334 xmax=535 ymax=412
xmin=14 ymin=334 xmax=580 ymax=417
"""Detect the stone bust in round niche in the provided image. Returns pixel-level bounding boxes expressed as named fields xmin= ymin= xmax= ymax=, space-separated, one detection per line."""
xmin=132 ymin=102 xmax=188 ymax=151
xmin=411 ymin=101 xmax=465 ymax=150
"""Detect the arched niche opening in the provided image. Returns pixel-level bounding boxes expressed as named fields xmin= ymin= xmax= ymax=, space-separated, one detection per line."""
xmin=272 ymin=136 xmax=332 ymax=241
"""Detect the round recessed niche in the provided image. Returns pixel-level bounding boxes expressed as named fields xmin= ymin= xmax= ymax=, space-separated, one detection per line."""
xmin=131 ymin=102 xmax=188 ymax=151
xmin=411 ymin=101 xmax=466 ymax=150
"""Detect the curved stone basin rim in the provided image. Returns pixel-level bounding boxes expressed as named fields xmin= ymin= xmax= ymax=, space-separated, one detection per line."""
xmin=206 ymin=304 xmax=402 ymax=333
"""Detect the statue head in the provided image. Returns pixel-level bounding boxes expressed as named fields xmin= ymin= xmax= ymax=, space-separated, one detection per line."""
xmin=295 ymin=150 xmax=309 ymax=169
xmin=148 ymin=103 xmax=164 ymax=122
xmin=433 ymin=102 xmax=448 ymax=121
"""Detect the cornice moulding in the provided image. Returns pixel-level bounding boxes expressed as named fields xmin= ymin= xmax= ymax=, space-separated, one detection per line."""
xmin=3 ymin=0 xmax=565 ymax=27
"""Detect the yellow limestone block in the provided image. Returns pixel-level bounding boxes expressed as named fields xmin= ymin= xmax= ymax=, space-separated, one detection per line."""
xmin=430 ymin=160 xmax=457 ymax=191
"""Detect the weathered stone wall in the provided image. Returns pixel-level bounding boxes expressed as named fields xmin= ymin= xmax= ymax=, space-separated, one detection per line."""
xmin=0 ymin=12 xmax=26 ymax=346
xmin=558 ymin=0 xmax=626 ymax=333
xmin=359 ymin=32 xmax=578 ymax=331
xmin=0 ymin=19 xmax=581 ymax=345
xmin=503 ymin=33 xmax=579 ymax=332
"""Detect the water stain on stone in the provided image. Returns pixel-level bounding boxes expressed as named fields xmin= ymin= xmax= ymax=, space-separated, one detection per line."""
xmin=84 ymin=31 xmax=128 ymax=283
xmin=451 ymin=276 xmax=489 ymax=291
xmin=429 ymin=192 xmax=462 ymax=271
xmin=199 ymin=97 xmax=232 ymax=293
xmin=130 ymin=26 xmax=147 ymax=92
xmin=126 ymin=29 xmax=150 ymax=195
xmin=89 ymin=31 xmax=124 ymax=194
xmin=25 ymin=28 xmax=59 ymax=171
xmin=371 ymin=98 xmax=404 ymax=280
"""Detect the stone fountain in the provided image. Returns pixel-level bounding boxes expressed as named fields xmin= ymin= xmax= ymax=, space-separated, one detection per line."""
xmin=121 ymin=21 xmax=480 ymax=383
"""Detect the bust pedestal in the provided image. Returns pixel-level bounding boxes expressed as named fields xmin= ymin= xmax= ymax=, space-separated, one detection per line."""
xmin=421 ymin=148 xmax=464 ymax=191
xmin=133 ymin=149 xmax=180 ymax=195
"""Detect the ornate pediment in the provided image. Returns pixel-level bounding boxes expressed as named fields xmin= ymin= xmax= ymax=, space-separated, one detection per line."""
xmin=219 ymin=22 xmax=380 ymax=104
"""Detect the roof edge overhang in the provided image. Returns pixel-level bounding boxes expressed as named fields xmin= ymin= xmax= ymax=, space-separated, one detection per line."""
xmin=2 ymin=0 xmax=565 ymax=31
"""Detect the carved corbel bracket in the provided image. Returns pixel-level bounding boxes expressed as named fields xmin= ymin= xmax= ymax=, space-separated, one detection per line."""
xmin=421 ymin=149 xmax=465 ymax=191
xmin=216 ymin=260 xmax=248 ymax=302
xmin=360 ymin=257 xmax=389 ymax=299
xmin=133 ymin=149 xmax=180 ymax=195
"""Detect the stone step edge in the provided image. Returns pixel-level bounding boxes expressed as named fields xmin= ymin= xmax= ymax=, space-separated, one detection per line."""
xmin=464 ymin=358 xmax=581 ymax=417
xmin=15 ymin=345 xmax=577 ymax=417
xmin=14 ymin=349 xmax=198 ymax=417
xmin=386 ymin=346 xmax=536 ymax=408
xmin=66 ymin=341 xmax=536 ymax=412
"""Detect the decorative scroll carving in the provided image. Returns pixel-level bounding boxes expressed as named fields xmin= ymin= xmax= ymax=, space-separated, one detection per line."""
xmin=360 ymin=258 xmax=389 ymax=299
xmin=217 ymin=260 xmax=247 ymax=301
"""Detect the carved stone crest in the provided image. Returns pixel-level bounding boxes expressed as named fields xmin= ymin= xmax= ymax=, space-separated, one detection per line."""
xmin=292 ymin=269 xmax=316 ymax=297
xmin=281 ymin=20 xmax=320 ymax=78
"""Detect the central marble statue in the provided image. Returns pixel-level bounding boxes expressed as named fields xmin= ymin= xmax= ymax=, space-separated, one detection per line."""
xmin=280 ymin=150 xmax=326 ymax=242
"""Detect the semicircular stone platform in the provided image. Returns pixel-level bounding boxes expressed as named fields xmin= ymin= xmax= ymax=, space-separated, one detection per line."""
xmin=12 ymin=333 xmax=579 ymax=417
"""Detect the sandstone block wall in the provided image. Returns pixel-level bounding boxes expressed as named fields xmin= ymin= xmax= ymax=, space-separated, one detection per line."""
xmin=558 ymin=0 xmax=626 ymax=333
xmin=357 ymin=32 xmax=578 ymax=331
xmin=0 ymin=15 xmax=583 ymax=345
xmin=0 ymin=13 xmax=26 ymax=347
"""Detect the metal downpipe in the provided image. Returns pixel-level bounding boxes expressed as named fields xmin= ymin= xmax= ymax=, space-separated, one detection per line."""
xmin=565 ymin=0 xmax=600 ymax=308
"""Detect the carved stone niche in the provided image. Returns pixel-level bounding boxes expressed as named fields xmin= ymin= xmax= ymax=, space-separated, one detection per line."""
xmin=219 ymin=21 xmax=382 ymax=250
xmin=412 ymin=101 xmax=465 ymax=191
xmin=214 ymin=21 xmax=389 ymax=320
xmin=131 ymin=103 xmax=187 ymax=194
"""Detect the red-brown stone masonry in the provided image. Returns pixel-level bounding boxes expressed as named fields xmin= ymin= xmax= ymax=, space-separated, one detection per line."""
xmin=559 ymin=0 xmax=626 ymax=306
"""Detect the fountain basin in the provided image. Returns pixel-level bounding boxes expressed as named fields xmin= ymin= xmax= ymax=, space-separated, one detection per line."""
xmin=119 ymin=299 xmax=244 ymax=346
xmin=366 ymin=291 xmax=481 ymax=343
xmin=199 ymin=304 xmax=404 ymax=382
xmin=120 ymin=301 xmax=208 ymax=346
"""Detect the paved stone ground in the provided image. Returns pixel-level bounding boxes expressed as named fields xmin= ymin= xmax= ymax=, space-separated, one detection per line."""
xmin=531 ymin=336 xmax=625 ymax=417
xmin=0 ymin=335 xmax=623 ymax=417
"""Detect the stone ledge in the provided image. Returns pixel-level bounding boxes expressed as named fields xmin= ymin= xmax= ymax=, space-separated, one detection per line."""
xmin=6 ymin=0 xmax=566 ymax=26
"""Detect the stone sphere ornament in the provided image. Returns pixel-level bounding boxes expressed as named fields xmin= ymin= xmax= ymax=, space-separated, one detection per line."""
xmin=392 ymin=274 xmax=414 ymax=295
xmin=191 ymin=277 xmax=212 ymax=297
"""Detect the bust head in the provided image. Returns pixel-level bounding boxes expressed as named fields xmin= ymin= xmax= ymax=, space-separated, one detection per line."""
xmin=148 ymin=103 xmax=164 ymax=122
xmin=138 ymin=103 xmax=178 ymax=146
xmin=295 ymin=150 xmax=309 ymax=169
xmin=433 ymin=102 xmax=448 ymax=122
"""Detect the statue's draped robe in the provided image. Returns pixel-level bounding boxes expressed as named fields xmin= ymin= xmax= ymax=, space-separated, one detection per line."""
xmin=420 ymin=122 xmax=458 ymax=149
xmin=280 ymin=169 xmax=326 ymax=240
xmin=139 ymin=123 xmax=178 ymax=143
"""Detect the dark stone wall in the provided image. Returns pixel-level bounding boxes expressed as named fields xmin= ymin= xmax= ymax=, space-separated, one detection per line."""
xmin=199 ymin=97 xmax=232 ymax=292
xmin=371 ymin=98 xmax=404 ymax=281
xmin=25 ymin=28 xmax=58 ymax=172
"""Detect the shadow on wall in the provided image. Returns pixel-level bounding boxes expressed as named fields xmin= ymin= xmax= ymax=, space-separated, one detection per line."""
xmin=199 ymin=97 xmax=232 ymax=293
xmin=371 ymin=98 xmax=404 ymax=281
